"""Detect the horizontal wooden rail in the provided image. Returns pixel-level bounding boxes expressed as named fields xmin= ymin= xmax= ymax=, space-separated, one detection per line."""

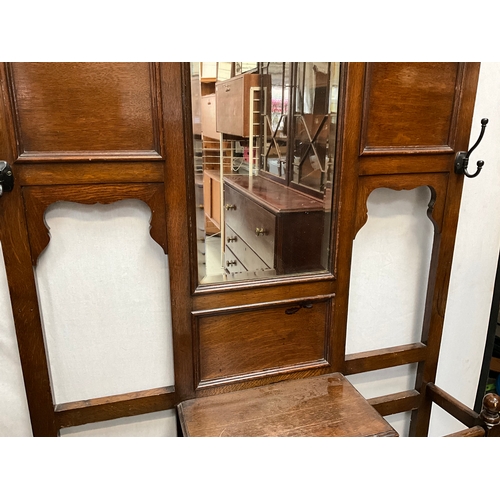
xmin=445 ymin=426 xmax=485 ymax=437
xmin=368 ymin=390 xmax=421 ymax=416
xmin=344 ymin=343 xmax=427 ymax=375
xmin=55 ymin=386 xmax=176 ymax=429
xmin=426 ymin=383 xmax=481 ymax=429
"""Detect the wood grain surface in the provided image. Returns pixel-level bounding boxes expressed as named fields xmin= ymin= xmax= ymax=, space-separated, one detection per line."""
xmin=178 ymin=372 xmax=398 ymax=437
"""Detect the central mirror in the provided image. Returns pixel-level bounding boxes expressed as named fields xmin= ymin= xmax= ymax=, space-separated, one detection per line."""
xmin=190 ymin=62 xmax=341 ymax=284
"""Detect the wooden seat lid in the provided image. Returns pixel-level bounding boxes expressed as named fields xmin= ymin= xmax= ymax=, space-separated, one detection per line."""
xmin=177 ymin=373 xmax=398 ymax=437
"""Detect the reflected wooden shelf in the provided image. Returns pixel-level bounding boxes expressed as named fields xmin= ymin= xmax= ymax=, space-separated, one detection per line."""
xmin=490 ymin=356 xmax=500 ymax=373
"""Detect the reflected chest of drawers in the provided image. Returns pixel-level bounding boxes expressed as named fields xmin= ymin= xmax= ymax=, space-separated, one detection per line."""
xmin=223 ymin=175 xmax=326 ymax=275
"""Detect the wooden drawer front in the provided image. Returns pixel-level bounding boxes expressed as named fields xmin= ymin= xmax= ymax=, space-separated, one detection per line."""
xmin=224 ymin=246 xmax=247 ymax=274
xmin=224 ymin=185 xmax=275 ymax=268
xmin=225 ymin=226 xmax=270 ymax=273
xmin=216 ymin=76 xmax=245 ymax=136
xmin=194 ymin=296 xmax=332 ymax=387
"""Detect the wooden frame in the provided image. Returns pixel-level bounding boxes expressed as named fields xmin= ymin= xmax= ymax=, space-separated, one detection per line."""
xmin=0 ymin=62 xmax=486 ymax=436
xmin=183 ymin=62 xmax=482 ymax=435
xmin=0 ymin=62 xmax=196 ymax=436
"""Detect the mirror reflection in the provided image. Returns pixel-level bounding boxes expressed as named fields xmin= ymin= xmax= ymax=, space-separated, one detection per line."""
xmin=190 ymin=62 xmax=341 ymax=284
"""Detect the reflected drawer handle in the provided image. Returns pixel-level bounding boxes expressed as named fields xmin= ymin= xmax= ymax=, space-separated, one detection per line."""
xmin=197 ymin=204 xmax=204 ymax=209
xmin=225 ymin=86 xmax=231 ymax=92
xmin=225 ymin=204 xmax=237 ymax=210
xmin=255 ymin=228 xmax=267 ymax=236
xmin=227 ymin=236 xmax=237 ymax=243
xmin=226 ymin=260 xmax=237 ymax=266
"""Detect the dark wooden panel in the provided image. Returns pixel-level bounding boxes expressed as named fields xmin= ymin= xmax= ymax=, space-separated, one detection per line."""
xmin=178 ymin=373 xmax=398 ymax=437
xmin=193 ymin=295 xmax=333 ymax=387
xmin=55 ymin=387 xmax=176 ymax=429
xmin=7 ymin=62 xmax=163 ymax=160
xmin=361 ymin=63 xmax=460 ymax=153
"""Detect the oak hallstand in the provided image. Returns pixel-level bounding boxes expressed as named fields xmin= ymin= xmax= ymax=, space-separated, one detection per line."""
xmin=0 ymin=62 xmax=498 ymax=437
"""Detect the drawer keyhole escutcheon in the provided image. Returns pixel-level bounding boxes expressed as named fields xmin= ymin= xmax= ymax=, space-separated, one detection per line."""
xmin=255 ymin=228 xmax=267 ymax=236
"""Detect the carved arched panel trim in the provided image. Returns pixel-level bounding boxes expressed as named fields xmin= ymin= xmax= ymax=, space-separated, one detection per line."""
xmin=354 ymin=173 xmax=449 ymax=239
xmin=22 ymin=183 xmax=167 ymax=265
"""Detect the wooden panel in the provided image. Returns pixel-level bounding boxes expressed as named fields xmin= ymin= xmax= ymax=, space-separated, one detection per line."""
xmin=7 ymin=62 xmax=163 ymax=160
xmin=361 ymin=63 xmax=459 ymax=153
xmin=178 ymin=373 xmax=398 ymax=437
xmin=193 ymin=295 xmax=333 ymax=388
